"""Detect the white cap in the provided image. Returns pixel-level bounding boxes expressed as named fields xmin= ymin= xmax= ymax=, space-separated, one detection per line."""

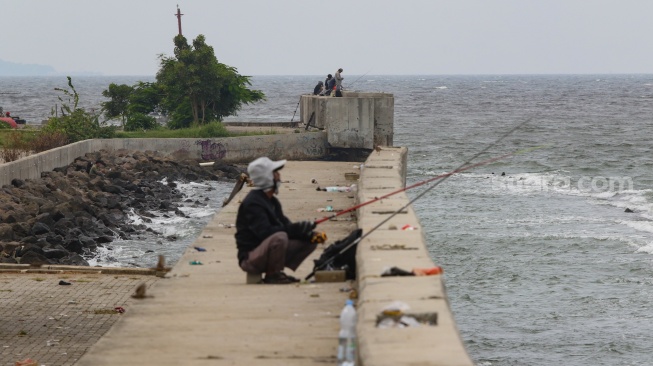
xmin=247 ymin=157 xmax=286 ymax=190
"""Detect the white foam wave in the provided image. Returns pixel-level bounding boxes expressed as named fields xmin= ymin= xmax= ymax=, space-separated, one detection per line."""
xmin=635 ymin=242 xmax=653 ymax=254
xmin=88 ymin=180 xmax=233 ymax=267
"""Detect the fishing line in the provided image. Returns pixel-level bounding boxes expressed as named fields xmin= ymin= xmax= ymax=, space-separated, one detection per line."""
xmin=347 ymin=69 xmax=372 ymax=90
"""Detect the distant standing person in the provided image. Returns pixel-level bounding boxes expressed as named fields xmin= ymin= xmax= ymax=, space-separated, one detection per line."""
xmin=313 ymin=81 xmax=323 ymax=95
xmin=324 ymin=74 xmax=334 ymax=96
xmin=335 ymin=68 xmax=344 ymax=97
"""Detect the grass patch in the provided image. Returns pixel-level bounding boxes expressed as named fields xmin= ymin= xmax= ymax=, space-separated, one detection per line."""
xmin=17 ymin=330 xmax=27 ymax=337
xmin=0 ymin=289 xmax=12 ymax=292
xmin=115 ymin=121 xmax=230 ymax=138
xmin=32 ymin=278 xmax=46 ymax=282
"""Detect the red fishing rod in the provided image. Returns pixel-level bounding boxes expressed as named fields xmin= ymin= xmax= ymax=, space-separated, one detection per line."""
xmin=314 ymin=146 xmax=543 ymax=225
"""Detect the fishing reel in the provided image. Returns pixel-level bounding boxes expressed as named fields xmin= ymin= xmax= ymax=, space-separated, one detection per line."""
xmin=311 ymin=231 xmax=327 ymax=244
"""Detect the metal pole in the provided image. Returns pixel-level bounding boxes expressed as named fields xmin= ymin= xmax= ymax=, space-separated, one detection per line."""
xmin=175 ymin=5 xmax=183 ymax=35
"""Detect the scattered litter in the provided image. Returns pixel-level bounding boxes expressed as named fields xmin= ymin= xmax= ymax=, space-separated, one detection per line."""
xmin=189 ymin=261 xmax=203 ymax=265
xmin=114 ymin=306 xmax=125 ymax=313
xmin=380 ymin=266 xmax=443 ymax=276
xmin=58 ymin=280 xmax=71 ymax=286
xmin=311 ymin=178 xmax=318 ymax=184
xmin=317 ymin=184 xmax=357 ymax=192
xmin=371 ymin=244 xmax=418 ymax=251
xmin=46 ymin=339 xmax=60 ymax=347
xmin=401 ymin=224 xmax=417 ymax=231
xmin=377 ymin=315 xmax=422 ymax=328
xmin=67 ymin=300 xmax=76 ymax=304
xmin=381 ymin=267 xmax=414 ymax=276
xmin=14 ymin=358 xmax=38 ymax=366
xmin=381 ymin=301 xmax=410 ymax=316
xmin=202 ymin=235 xmax=213 ymax=239
xmin=193 ymin=246 xmax=207 ymax=252
xmin=317 ymin=206 xmax=336 ymax=212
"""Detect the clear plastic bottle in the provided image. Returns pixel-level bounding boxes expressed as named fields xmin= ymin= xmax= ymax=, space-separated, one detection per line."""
xmin=337 ymin=299 xmax=357 ymax=366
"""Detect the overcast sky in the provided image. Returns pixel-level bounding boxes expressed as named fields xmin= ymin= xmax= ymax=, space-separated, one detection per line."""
xmin=2 ymin=0 xmax=653 ymax=76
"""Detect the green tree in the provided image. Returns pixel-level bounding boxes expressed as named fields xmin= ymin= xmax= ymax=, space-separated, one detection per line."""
xmin=156 ymin=34 xmax=264 ymax=128
xmin=123 ymin=82 xmax=163 ymax=131
xmin=101 ymin=83 xmax=133 ymax=127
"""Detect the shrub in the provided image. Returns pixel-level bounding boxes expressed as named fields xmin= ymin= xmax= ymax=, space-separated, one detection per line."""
xmin=26 ymin=131 xmax=69 ymax=153
xmin=197 ymin=121 xmax=229 ymax=138
xmin=0 ymin=131 xmax=27 ymax=162
xmin=125 ymin=113 xmax=159 ymax=131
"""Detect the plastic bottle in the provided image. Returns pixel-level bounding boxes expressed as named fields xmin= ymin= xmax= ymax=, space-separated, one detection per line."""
xmin=337 ymin=299 xmax=357 ymax=366
xmin=325 ymin=184 xmax=357 ymax=192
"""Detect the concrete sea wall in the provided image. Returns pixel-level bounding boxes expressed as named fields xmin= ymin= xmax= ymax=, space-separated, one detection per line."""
xmin=355 ymin=147 xmax=473 ymax=365
xmin=0 ymin=132 xmax=327 ymax=187
xmin=300 ymin=92 xmax=394 ymax=149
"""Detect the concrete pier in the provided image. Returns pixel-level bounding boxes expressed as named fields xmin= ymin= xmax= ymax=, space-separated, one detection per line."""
xmin=72 ymin=149 xmax=473 ymax=365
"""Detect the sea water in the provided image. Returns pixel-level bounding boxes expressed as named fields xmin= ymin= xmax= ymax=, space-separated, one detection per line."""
xmin=2 ymin=74 xmax=653 ymax=365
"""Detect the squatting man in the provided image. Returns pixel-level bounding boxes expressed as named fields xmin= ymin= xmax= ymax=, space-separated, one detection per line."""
xmin=235 ymin=157 xmax=319 ymax=284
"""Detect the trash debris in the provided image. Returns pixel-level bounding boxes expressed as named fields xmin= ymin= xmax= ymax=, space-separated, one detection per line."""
xmin=371 ymin=244 xmax=418 ymax=250
xmin=317 ymin=184 xmax=357 ymax=192
xmin=413 ymin=266 xmax=443 ymax=276
xmin=377 ymin=315 xmax=422 ymax=328
xmin=189 ymin=260 xmax=203 ymax=265
xmin=114 ymin=306 xmax=125 ymax=313
xmin=193 ymin=246 xmax=207 ymax=252
xmin=401 ymin=224 xmax=417 ymax=230
xmin=14 ymin=358 xmax=38 ymax=366
xmin=311 ymin=178 xmax=318 ymax=184
xmin=381 ymin=300 xmax=410 ymax=317
xmin=381 ymin=267 xmax=414 ymax=276
xmin=202 ymin=235 xmax=213 ymax=238
xmin=380 ymin=266 xmax=443 ymax=276
xmin=58 ymin=280 xmax=71 ymax=286
xmin=46 ymin=339 xmax=59 ymax=347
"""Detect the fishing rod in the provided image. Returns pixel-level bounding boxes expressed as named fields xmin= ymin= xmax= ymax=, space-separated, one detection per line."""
xmin=314 ymin=145 xmax=545 ymax=225
xmin=290 ymin=97 xmax=301 ymax=123
xmin=306 ymin=114 xmax=544 ymax=280
xmin=346 ymin=69 xmax=372 ymax=90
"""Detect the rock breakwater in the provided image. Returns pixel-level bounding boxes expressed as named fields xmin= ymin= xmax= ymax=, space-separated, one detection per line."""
xmin=0 ymin=149 xmax=245 ymax=266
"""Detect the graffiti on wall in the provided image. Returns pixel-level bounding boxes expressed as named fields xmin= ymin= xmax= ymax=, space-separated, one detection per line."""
xmin=195 ymin=140 xmax=227 ymax=161
xmin=302 ymin=135 xmax=326 ymax=156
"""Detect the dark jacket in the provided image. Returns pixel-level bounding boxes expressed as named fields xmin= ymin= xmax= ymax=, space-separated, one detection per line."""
xmin=235 ymin=189 xmax=291 ymax=263
xmin=313 ymin=82 xmax=323 ymax=95
xmin=326 ymin=77 xmax=336 ymax=91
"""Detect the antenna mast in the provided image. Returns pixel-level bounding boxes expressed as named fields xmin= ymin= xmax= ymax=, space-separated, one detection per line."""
xmin=175 ymin=5 xmax=184 ymax=35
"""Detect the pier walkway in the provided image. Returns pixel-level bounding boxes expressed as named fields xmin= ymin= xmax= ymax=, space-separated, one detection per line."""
xmin=76 ymin=161 xmax=360 ymax=365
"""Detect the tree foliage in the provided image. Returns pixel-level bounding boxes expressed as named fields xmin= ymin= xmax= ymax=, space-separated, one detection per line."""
xmin=101 ymin=83 xmax=133 ymax=126
xmin=156 ymin=34 xmax=264 ymax=128
xmin=101 ymin=34 xmax=264 ymax=131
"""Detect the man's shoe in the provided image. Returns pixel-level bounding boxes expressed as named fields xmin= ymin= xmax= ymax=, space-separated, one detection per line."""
xmin=262 ymin=272 xmax=294 ymax=284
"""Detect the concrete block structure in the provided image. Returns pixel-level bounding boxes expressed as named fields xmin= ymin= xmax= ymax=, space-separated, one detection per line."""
xmin=300 ymin=92 xmax=394 ymax=149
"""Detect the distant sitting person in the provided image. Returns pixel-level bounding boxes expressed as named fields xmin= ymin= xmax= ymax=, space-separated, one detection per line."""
xmin=313 ymin=81 xmax=324 ymax=95
xmin=235 ymin=157 xmax=318 ymax=284
xmin=324 ymin=74 xmax=335 ymax=96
